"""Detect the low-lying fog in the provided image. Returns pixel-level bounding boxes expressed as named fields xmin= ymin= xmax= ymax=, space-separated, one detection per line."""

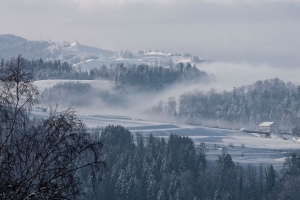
xmin=198 ymin=61 xmax=300 ymax=91
xmin=36 ymin=61 xmax=300 ymax=120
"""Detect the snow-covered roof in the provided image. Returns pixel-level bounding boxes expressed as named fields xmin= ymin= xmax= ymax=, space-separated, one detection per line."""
xmin=259 ymin=122 xmax=275 ymax=127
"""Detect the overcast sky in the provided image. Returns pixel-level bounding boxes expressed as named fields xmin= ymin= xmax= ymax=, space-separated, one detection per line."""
xmin=1 ymin=0 xmax=300 ymax=67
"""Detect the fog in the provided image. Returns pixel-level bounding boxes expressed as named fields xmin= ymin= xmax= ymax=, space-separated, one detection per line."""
xmin=38 ymin=60 xmax=300 ymax=122
xmin=198 ymin=61 xmax=300 ymax=91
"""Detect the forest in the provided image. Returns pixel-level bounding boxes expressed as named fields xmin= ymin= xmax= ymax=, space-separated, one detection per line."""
xmin=113 ymin=63 xmax=213 ymax=91
xmin=0 ymin=58 xmax=214 ymax=91
xmin=148 ymin=78 xmax=300 ymax=131
xmin=84 ymin=125 xmax=300 ymax=200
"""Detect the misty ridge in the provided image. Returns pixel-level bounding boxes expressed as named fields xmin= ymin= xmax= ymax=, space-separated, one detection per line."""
xmin=6 ymin=52 xmax=300 ymax=132
xmin=25 ymin=55 xmax=300 ymax=133
xmin=3 ymin=0 xmax=300 ymax=198
xmin=17 ymin=56 xmax=214 ymax=115
xmin=2 ymin=33 xmax=300 ymax=133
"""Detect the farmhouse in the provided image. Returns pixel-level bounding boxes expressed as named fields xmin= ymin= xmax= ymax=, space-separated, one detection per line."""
xmin=259 ymin=122 xmax=276 ymax=132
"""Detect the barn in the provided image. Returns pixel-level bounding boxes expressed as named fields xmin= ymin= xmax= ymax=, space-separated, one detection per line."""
xmin=259 ymin=122 xmax=277 ymax=132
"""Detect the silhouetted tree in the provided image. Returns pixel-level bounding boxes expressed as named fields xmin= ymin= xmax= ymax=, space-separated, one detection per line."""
xmin=0 ymin=55 xmax=106 ymax=200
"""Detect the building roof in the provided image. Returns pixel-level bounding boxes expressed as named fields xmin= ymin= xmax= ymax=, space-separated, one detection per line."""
xmin=259 ymin=122 xmax=275 ymax=127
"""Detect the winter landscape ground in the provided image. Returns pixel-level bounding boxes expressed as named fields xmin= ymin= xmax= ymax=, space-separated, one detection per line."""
xmin=31 ymin=109 xmax=299 ymax=172
xmin=3 ymin=0 xmax=300 ymax=199
xmin=32 ymin=64 xmax=300 ymax=171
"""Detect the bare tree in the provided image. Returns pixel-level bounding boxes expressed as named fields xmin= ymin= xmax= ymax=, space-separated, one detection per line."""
xmin=0 ymin=55 xmax=106 ymax=199
xmin=0 ymin=55 xmax=38 ymax=149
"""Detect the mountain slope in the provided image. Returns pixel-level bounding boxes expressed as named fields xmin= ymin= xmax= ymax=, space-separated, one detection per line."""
xmin=0 ymin=34 xmax=204 ymax=70
xmin=0 ymin=34 xmax=115 ymax=63
xmin=0 ymin=34 xmax=54 ymax=60
xmin=62 ymin=41 xmax=114 ymax=58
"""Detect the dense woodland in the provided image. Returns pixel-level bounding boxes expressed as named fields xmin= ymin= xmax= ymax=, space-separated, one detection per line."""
xmin=83 ymin=125 xmax=300 ymax=200
xmin=148 ymin=78 xmax=300 ymax=130
xmin=113 ymin=63 xmax=214 ymax=91
xmin=0 ymin=57 xmax=213 ymax=91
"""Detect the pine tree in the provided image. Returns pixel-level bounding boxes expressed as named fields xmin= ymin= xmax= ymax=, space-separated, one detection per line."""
xmin=266 ymin=164 xmax=276 ymax=192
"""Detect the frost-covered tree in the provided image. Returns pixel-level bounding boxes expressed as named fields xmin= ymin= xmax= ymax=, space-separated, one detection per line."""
xmin=0 ymin=55 xmax=106 ymax=200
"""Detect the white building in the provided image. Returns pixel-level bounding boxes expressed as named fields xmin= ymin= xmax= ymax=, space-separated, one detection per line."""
xmin=259 ymin=122 xmax=277 ymax=132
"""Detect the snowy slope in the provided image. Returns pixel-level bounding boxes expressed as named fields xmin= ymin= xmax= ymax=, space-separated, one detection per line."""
xmin=34 ymin=79 xmax=112 ymax=92
xmin=0 ymin=34 xmax=54 ymax=60
xmin=62 ymin=42 xmax=114 ymax=58
xmin=74 ymin=51 xmax=201 ymax=71
xmin=0 ymin=34 xmax=115 ymax=64
xmin=0 ymin=34 xmax=204 ymax=71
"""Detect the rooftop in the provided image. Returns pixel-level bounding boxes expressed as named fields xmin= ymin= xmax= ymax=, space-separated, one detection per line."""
xmin=259 ymin=122 xmax=275 ymax=127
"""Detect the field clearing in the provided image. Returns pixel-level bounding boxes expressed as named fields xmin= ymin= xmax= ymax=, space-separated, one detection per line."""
xmin=34 ymin=79 xmax=112 ymax=91
xmin=31 ymin=111 xmax=299 ymax=169
xmin=77 ymin=114 xmax=300 ymax=169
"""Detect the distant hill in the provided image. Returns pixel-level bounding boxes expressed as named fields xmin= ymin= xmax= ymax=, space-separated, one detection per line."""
xmin=0 ymin=34 xmax=205 ymax=70
xmin=0 ymin=34 xmax=54 ymax=60
xmin=0 ymin=34 xmax=115 ymax=64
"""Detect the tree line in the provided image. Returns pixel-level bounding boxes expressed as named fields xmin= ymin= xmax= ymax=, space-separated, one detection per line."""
xmin=0 ymin=57 xmax=214 ymax=91
xmin=148 ymin=78 xmax=300 ymax=131
xmin=114 ymin=63 xmax=214 ymax=91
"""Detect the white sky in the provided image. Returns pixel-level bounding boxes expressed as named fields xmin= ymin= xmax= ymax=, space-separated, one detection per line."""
xmin=1 ymin=0 xmax=300 ymax=67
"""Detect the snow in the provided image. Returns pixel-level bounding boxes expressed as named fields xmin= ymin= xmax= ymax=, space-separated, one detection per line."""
xmin=144 ymin=52 xmax=168 ymax=56
xmin=34 ymin=79 xmax=112 ymax=91
xmin=259 ymin=122 xmax=274 ymax=127
xmin=62 ymin=43 xmax=115 ymax=58
xmin=293 ymin=137 xmax=300 ymax=143
xmin=70 ymin=114 xmax=300 ymax=168
xmin=30 ymin=110 xmax=300 ymax=169
xmin=72 ymin=58 xmax=114 ymax=69
xmin=1 ymin=34 xmax=205 ymax=73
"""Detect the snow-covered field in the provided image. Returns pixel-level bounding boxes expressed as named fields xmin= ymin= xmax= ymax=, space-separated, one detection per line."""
xmin=31 ymin=111 xmax=299 ymax=170
xmin=98 ymin=116 xmax=300 ymax=169
xmin=78 ymin=114 xmax=300 ymax=169
xmin=32 ymin=78 xmax=300 ymax=170
xmin=34 ymin=79 xmax=112 ymax=91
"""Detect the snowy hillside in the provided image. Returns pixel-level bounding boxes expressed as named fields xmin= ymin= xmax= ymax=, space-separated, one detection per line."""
xmin=0 ymin=34 xmax=115 ymax=64
xmin=34 ymin=79 xmax=112 ymax=92
xmin=74 ymin=50 xmax=204 ymax=71
xmin=61 ymin=41 xmax=114 ymax=58
xmin=0 ymin=34 xmax=204 ymax=71
xmin=0 ymin=34 xmax=54 ymax=60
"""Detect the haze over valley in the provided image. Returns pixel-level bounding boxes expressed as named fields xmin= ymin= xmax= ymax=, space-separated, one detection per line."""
xmin=2 ymin=1 xmax=300 ymax=199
